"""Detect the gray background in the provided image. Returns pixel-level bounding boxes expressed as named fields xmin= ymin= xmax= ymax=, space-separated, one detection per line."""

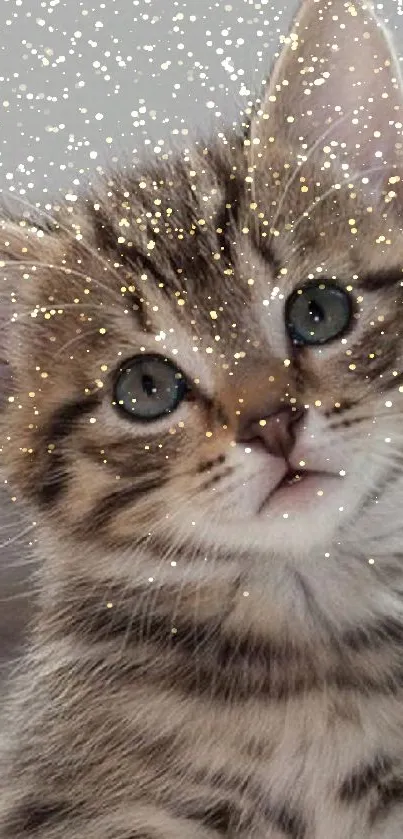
xmin=1 ymin=0 xmax=403 ymax=690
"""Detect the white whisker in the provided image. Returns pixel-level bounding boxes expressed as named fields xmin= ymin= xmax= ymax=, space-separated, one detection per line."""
xmin=283 ymin=163 xmax=394 ymax=244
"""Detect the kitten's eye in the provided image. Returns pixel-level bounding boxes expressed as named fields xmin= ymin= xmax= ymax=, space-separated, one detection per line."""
xmin=285 ymin=282 xmax=352 ymax=346
xmin=114 ymin=354 xmax=188 ymax=421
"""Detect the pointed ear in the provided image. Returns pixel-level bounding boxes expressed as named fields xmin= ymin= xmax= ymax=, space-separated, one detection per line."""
xmin=251 ymin=0 xmax=403 ymax=190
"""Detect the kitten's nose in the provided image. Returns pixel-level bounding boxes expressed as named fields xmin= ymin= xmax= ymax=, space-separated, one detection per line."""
xmin=237 ymin=405 xmax=304 ymax=459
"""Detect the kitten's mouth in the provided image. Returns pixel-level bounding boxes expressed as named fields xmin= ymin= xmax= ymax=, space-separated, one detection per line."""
xmin=278 ymin=469 xmax=307 ymax=488
xmin=259 ymin=468 xmax=339 ymax=514
xmin=276 ymin=469 xmax=324 ymax=490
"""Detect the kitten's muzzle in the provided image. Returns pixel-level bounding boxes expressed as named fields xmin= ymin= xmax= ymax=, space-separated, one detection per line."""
xmin=237 ymin=405 xmax=305 ymax=460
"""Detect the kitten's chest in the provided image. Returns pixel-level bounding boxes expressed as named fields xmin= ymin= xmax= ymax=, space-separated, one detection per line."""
xmin=176 ymin=691 xmax=403 ymax=838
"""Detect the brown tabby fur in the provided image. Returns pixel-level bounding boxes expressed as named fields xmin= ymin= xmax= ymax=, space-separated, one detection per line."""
xmin=2 ymin=0 xmax=403 ymax=836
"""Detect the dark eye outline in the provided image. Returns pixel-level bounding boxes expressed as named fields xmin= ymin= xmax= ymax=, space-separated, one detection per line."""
xmin=112 ymin=353 xmax=190 ymax=422
xmin=285 ymin=281 xmax=354 ymax=347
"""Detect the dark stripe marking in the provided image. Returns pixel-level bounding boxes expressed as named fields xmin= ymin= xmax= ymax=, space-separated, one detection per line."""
xmin=197 ymin=454 xmax=226 ymax=474
xmin=187 ymin=801 xmax=237 ymax=835
xmin=56 ymin=581 xmax=403 ymax=700
xmin=60 ymin=585 xmax=319 ymax=700
xmin=379 ymin=369 xmax=403 ymax=393
xmin=370 ymin=774 xmax=403 ymax=825
xmin=324 ymin=398 xmax=357 ymax=419
xmin=360 ymin=269 xmax=403 ymax=291
xmin=266 ymin=802 xmax=306 ymax=839
xmin=124 ymin=287 xmax=153 ymax=335
xmin=214 ymin=166 xmax=241 ymax=266
xmin=185 ymin=777 xmax=306 ymax=838
xmin=187 ymin=799 xmax=305 ymax=838
xmin=342 ymin=616 xmax=403 ymax=653
xmin=37 ymin=396 xmax=99 ymax=506
xmin=53 ymin=571 xmax=403 ymax=701
xmin=90 ymin=203 xmax=170 ymax=292
xmin=339 ymin=754 xmax=403 ymax=826
xmin=86 ymin=477 xmax=166 ymax=530
xmin=9 ymin=802 xmax=67 ymax=834
xmin=339 ymin=755 xmax=393 ymax=803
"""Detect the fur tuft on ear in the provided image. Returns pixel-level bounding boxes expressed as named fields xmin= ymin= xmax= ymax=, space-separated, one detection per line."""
xmin=251 ymin=0 xmax=403 ymax=197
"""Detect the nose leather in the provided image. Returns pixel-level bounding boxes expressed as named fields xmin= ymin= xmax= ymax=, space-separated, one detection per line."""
xmin=237 ymin=406 xmax=304 ymax=459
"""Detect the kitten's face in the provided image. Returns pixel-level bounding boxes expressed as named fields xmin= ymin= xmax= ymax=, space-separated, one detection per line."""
xmin=2 ymin=0 xmax=403 ymax=584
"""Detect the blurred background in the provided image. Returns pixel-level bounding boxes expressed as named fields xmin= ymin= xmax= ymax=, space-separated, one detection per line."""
xmin=1 ymin=0 xmax=402 ymax=693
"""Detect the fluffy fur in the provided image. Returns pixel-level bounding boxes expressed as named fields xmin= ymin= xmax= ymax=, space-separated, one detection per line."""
xmin=1 ymin=0 xmax=403 ymax=836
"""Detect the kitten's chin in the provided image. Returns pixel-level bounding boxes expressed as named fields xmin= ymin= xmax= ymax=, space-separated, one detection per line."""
xmin=183 ymin=473 xmax=362 ymax=561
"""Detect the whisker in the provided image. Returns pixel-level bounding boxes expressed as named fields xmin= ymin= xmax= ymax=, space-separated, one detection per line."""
xmin=0 ymin=259 xmax=123 ymax=310
xmin=53 ymin=325 xmax=110 ymax=360
xmin=283 ymin=163 xmax=395 ymax=244
xmin=1 ymin=193 xmax=135 ymax=307
xmin=0 ymin=523 xmax=37 ymax=550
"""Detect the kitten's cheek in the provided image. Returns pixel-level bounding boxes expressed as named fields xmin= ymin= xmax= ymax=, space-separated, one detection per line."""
xmin=219 ymin=467 xmax=285 ymax=519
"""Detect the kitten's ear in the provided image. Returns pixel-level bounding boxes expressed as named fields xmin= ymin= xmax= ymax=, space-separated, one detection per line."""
xmin=251 ymin=0 xmax=403 ymax=190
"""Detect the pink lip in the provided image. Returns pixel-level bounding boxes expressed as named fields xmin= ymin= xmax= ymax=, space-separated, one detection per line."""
xmin=261 ymin=470 xmax=339 ymax=513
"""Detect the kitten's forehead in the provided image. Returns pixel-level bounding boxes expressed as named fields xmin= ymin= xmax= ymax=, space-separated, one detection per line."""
xmin=78 ymin=146 xmax=261 ymax=341
xmin=249 ymin=148 xmax=400 ymax=273
xmin=5 ymin=118 xmax=403 ymax=398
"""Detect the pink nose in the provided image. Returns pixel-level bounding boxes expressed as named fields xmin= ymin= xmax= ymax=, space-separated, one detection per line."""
xmin=237 ymin=406 xmax=305 ymax=459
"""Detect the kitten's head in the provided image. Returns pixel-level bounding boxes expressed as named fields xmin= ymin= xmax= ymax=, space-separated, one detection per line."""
xmin=1 ymin=0 xmax=403 ymax=589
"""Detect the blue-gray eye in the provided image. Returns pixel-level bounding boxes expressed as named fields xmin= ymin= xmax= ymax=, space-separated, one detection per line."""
xmin=114 ymin=354 xmax=188 ymax=421
xmin=285 ymin=282 xmax=352 ymax=346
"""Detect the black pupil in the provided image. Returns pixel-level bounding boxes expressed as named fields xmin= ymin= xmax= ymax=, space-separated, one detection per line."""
xmin=142 ymin=373 xmax=156 ymax=397
xmin=308 ymin=299 xmax=324 ymax=323
xmin=285 ymin=282 xmax=352 ymax=347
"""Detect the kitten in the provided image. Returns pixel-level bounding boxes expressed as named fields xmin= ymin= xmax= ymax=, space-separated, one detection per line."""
xmin=2 ymin=0 xmax=403 ymax=836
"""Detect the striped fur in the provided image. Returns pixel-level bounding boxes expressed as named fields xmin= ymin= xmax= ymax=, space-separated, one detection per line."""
xmin=2 ymin=0 xmax=403 ymax=836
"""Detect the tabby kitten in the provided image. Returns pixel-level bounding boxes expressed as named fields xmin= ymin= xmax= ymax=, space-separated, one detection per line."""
xmin=1 ymin=0 xmax=403 ymax=836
